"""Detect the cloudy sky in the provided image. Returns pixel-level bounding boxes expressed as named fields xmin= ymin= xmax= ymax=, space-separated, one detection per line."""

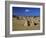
xmin=12 ymin=7 xmax=40 ymax=16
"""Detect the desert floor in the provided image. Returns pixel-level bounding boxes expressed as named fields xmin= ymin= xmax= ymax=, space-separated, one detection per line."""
xmin=12 ymin=16 xmax=40 ymax=31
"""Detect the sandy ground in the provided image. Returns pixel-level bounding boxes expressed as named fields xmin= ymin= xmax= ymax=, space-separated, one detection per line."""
xmin=12 ymin=16 xmax=40 ymax=31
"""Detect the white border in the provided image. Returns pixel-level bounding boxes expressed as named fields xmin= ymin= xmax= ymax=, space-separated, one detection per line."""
xmin=10 ymin=4 xmax=43 ymax=34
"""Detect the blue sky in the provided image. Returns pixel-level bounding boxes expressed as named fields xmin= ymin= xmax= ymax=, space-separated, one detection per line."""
xmin=12 ymin=7 xmax=40 ymax=16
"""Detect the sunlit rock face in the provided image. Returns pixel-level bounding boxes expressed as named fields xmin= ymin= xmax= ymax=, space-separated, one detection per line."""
xmin=22 ymin=16 xmax=40 ymax=28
